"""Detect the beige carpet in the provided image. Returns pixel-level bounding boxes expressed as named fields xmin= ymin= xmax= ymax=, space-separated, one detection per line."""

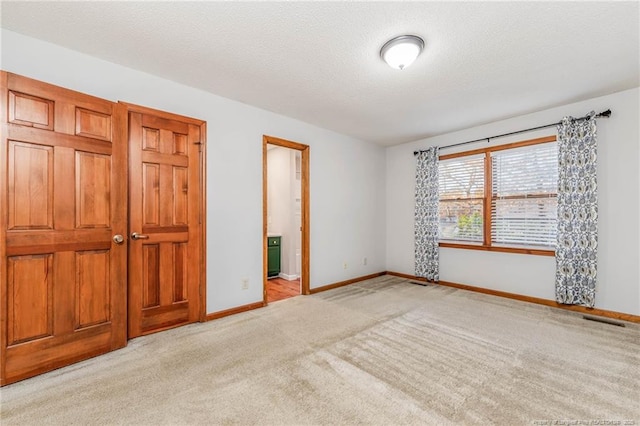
xmin=1 ymin=276 xmax=639 ymax=425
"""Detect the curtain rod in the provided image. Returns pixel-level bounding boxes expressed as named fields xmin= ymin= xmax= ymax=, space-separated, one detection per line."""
xmin=413 ymin=109 xmax=611 ymax=155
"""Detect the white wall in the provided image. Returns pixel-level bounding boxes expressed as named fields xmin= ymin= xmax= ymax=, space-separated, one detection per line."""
xmin=267 ymin=146 xmax=290 ymax=239
xmin=1 ymin=29 xmax=387 ymax=313
xmin=386 ymin=87 xmax=640 ymax=315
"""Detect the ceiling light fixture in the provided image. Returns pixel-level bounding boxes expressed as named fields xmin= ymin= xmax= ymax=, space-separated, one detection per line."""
xmin=380 ymin=35 xmax=424 ymax=70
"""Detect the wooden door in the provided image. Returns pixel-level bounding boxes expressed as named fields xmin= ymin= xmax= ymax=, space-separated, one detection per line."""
xmin=127 ymin=105 xmax=204 ymax=338
xmin=0 ymin=72 xmax=127 ymax=385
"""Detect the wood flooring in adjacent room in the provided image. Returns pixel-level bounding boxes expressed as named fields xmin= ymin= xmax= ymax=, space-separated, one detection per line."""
xmin=266 ymin=277 xmax=301 ymax=303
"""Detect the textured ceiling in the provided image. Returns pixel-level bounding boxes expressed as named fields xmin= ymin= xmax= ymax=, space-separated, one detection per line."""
xmin=2 ymin=1 xmax=638 ymax=146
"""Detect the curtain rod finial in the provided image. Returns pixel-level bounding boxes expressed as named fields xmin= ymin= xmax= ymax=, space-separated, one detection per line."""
xmin=599 ymin=109 xmax=612 ymax=118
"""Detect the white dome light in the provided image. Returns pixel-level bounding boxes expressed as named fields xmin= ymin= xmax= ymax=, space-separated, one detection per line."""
xmin=380 ymin=35 xmax=425 ymax=70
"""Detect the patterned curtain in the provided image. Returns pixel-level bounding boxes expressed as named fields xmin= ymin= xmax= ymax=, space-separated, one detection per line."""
xmin=555 ymin=111 xmax=598 ymax=307
xmin=415 ymin=147 xmax=440 ymax=282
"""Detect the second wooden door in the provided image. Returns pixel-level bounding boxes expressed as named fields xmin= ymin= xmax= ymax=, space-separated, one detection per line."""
xmin=127 ymin=105 xmax=204 ymax=338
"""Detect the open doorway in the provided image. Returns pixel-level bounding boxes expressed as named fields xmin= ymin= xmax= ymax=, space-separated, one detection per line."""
xmin=263 ymin=135 xmax=310 ymax=303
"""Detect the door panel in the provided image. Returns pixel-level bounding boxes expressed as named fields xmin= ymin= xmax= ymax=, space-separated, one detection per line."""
xmin=0 ymin=72 xmax=127 ymax=385
xmin=142 ymin=244 xmax=160 ymax=308
xmin=8 ymin=141 xmax=54 ymax=230
xmin=127 ymin=107 xmax=202 ymax=338
xmin=8 ymin=90 xmax=54 ymax=130
xmin=173 ymin=243 xmax=188 ymax=302
xmin=7 ymin=254 xmax=54 ymax=345
xmin=76 ymin=151 xmax=111 ymax=228
xmin=75 ymin=108 xmax=112 ymax=141
xmin=76 ymin=250 xmax=111 ymax=328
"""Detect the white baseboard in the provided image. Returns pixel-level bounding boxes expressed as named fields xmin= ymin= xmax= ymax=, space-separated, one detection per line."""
xmin=278 ymin=273 xmax=299 ymax=281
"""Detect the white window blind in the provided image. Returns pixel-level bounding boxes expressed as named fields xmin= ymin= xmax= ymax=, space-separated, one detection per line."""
xmin=438 ymin=154 xmax=484 ymax=242
xmin=491 ymin=142 xmax=558 ymax=248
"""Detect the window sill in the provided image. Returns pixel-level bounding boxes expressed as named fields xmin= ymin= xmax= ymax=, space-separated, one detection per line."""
xmin=439 ymin=242 xmax=555 ymax=257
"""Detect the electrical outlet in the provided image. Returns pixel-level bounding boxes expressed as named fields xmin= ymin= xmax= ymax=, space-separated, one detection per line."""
xmin=363 ymin=257 xmax=368 ymax=266
xmin=343 ymin=262 xmax=348 ymax=270
xmin=241 ymin=278 xmax=249 ymax=290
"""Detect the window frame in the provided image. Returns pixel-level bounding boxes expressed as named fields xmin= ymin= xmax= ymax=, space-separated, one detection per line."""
xmin=438 ymin=135 xmax=557 ymax=257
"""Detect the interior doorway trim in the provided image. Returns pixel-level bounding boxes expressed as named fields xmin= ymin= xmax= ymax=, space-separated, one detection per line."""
xmin=263 ymin=135 xmax=310 ymax=301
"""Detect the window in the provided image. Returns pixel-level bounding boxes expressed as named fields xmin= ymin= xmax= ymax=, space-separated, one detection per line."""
xmin=438 ymin=154 xmax=484 ymax=243
xmin=491 ymin=143 xmax=557 ymax=247
xmin=438 ymin=136 xmax=557 ymax=255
